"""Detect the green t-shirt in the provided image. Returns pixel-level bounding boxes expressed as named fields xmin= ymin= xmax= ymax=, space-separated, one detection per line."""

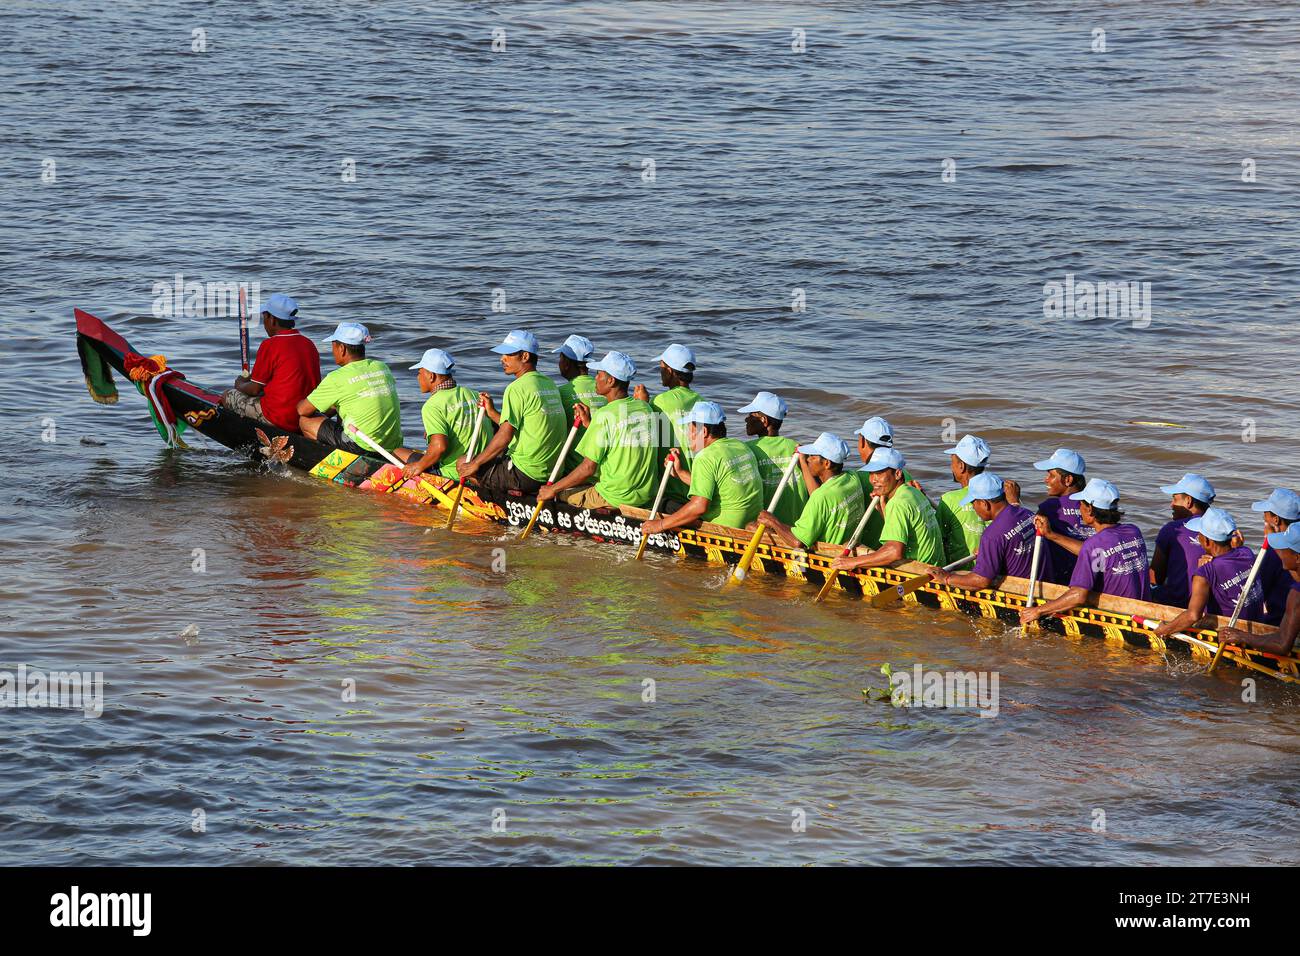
xmin=420 ymin=385 xmax=495 ymax=479
xmin=790 ymin=471 xmax=865 ymax=549
xmin=651 ymin=386 xmax=701 ymax=501
xmin=558 ymin=374 xmax=608 ymax=471
xmin=573 ymin=396 xmax=657 ymax=508
xmin=936 ymin=485 xmax=989 ymax=562
xmin=688 ymin=436 xmax=764 ymax=529
xmin=747 ymin=435 xmax=809 ymax=526
xmin=500 ymin=371 xmax=569 ymax=481
xmin=557 ymin=374 xmax=606 ymax=419
xmin=306 ymin=358 xmax=403 ymax=452
xmin=853 ymin=467 xmax=918 ymax=549
xmin=878 ymin=483 xmax=946 ymax=565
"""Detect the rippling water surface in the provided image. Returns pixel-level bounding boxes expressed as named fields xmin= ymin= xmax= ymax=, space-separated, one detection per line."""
xmin=3 ymin=1 xmax=1300 ymax=865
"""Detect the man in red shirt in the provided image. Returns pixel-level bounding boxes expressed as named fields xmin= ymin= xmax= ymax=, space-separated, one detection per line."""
xmin=220 ymin=293 xmax=322 ymax=433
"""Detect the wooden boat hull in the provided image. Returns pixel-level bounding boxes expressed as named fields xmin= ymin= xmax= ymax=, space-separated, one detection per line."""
xmin=75 ymin=309 xmax=1300 ymax=684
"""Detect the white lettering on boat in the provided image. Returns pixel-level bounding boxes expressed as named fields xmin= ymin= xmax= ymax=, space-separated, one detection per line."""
xmin=502 ymin=499 xmax=681 ymax=552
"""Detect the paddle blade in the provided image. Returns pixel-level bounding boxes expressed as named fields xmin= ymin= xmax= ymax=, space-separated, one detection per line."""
xmin=728 ymin=527 xmax=765 ymax=584
xmin=813 ymin=566 xmax=840 ymax=603
xmin=870 ymin=572 xmax=933 ymax=609
xmin=444 ymin=483 xmax=467 ymax=529
xmin=520 ymin=501 xmax=544 ymax=539
xmin=1207 ymin=638 xmax=1231 ymax=674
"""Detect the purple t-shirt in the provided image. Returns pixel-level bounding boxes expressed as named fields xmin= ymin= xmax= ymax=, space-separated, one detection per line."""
xmin=1154 ymin=516 xmax=1205 ymax=608
xmin=1193 ymin=546 xmax=1266 ymax=622
xmin=1254 ymin=547 xmax=1290 ymax=626
xmin=974 ymin=504 xmax=1053 ymax=582
xmin=1069 ymin=524 xmax=1151 ymax=600
xmin=1038 ymin=495 xmax=1095 ymax=584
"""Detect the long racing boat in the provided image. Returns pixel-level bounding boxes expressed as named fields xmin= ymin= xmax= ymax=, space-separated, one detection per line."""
xmin=74 ymin=308 xmax=1299 ymax=685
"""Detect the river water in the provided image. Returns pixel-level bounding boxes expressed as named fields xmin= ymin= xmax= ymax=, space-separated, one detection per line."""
xmin=3 ymin=0 xmax=1299 ymax=865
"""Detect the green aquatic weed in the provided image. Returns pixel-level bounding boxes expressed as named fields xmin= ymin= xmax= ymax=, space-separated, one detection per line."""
xmin=862 ymin=662 xmax=906 ymax=705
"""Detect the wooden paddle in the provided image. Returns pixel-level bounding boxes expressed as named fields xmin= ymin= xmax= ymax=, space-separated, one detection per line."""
xmin=814 ymin=496 xmax=880 ymax=603
xmin=445 ymin=401 xmax=488 ymax=530
xmin=520 ymin=422 xmax=581 ymax=540
xmin=238 ymin=286 xmax=250 ymax=376
xmin=1022 ymin=528 xmax=1045 ymax=625
xmin=1130 ymin=613 xmax=1296 ymax=683
xmin=729 ymin=452 xmax=802 ymax=584
xmin=1209 ymin=540 xmax=1269 ymax=674
xmin=345 ymin=423 xmax=452 ymax=503
xmin=1132 ymin=612 xmax=1243 ymax=670
xmin=869 ymin=553 xmax=976 ymax=609
xmin=635 ymin=451 xmax=676 ymax=561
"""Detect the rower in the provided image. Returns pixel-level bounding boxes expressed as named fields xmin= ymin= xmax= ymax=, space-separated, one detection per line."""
xmin=924 ymin=471 xmax=1052 ymax=590
xmin=1217 ymin=523 xmax=1300 ymax=657
xmin=851 ymin=416 xmax=920 ymax=483
xmin=632 ymin=343 xmax=702 ymax=504
xmin=1152 ymin=508 xmax=1267 ymax=639
xmin=846 ymin=416 xmax=919 ymax=548
xmin=553 ymin=334 xmax=607 ymax=471
xmin=738 ymin=391 xmax=808 ymax=527
xmin=1251 ymin=488 xmax=1300 ymax=625
xmin=553 ymin=334 xmax=604 ymax=415
xmin=1150 ymin=473 xmax=1215 ymax=609
xmin=639 ymin=402 xmax=764 ymax=535
xmin=458 ymin=330 xmax=568 ymax=494
xmin=935 ymin=434 xmax=992 ymax=563
xmin=830 ymin=448 xmax=945 ymax=572
xmin=297 ymin=322 xmax=402 ymax=453
xmin=535 ymin=351 xmax=657 ymax=510
xmin=748 ymin=432 xmax=864 ymax=550
xmin=394 ymin=348 xmax=494 ymax=481
xmin=1029 ymin=448 xmax=1092 ymax=583
xmin=220 ymin=292 xmax=321 ymax=433
xmin=1019 ymin=478 xmax=1149 ymax=626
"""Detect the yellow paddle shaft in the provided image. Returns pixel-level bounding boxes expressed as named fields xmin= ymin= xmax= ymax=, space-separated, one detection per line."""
xmin=869 ymin=552 xmax=976 ymax=609
xmin=520 ymin=422 xmax=581 ymax=540
xmin=729 ymin=452 xmax=803 ymax=584
xmin=445 ymin=403 xmax=488 ymax=530
xmin=814 ymin=496 xmax=881 ymax=603
xmin=635 ymin=451 xmax=677 ymax=561
xmin=1209 ymin=541 xmax=1270 ymax=673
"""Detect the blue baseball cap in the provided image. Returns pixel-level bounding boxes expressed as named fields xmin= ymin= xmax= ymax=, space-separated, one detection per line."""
xmin=1160 ymin=473 xmax=1216 ymax=503
xmin=681 ymin=401 xmax=725 ymax=426
xmin=854 ymin=416 xmax=894 ymax=446
xmin=1068 ymin=477 xmax=1119 ymax=509
xmin=1252 ymin=488 xmax=1300 ymax=522
xmin=1034 ymin=448 xmax=1086 ymax=475
xmin=410 ymin=348 xmax=455 ymax=374
xmin=944 ymin=434 xmax=991 ymax=468
xmin=797 ymin=432 xmax=850 ymax=465
xmin=491 ymin=330 xmax=540 ymax=355
xmin=656 ymin=343 xmax=696 ymax=372
xmin=960 ymin=471 xmax=1006 ymax=506
xmin=737 ymin=391 xmax=788 ymax=421
xmin=263 ymin=292 xmax=299 ymax=321
xmin=1267 ymin=523 xmax=1300 ymax=551
xmin=553 ymin=334 xmax=595 ymax=362
xmin=1186 ymin=507 xmax=1238 ymax=543
xmin=588 ymin=350 xmax=636 ymax=382
xmin=322 ymin=322 xmax=372 ymax=346
xmin=862 ymin=447 xmax=907 ymax=473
